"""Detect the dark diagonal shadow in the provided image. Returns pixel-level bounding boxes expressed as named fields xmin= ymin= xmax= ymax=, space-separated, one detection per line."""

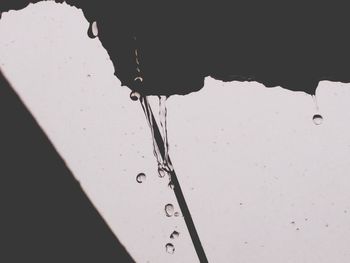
xmin=0 ymin=70 xmax=135 ymax=262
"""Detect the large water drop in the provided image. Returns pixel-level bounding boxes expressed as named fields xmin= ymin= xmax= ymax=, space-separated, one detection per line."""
xmin=165 ymin=243 xmax=175 ymax=254
xmin=136 ymin=173 xmax=146 ymax=183
xmin=165 ymin=204 xmax=174 ymax=217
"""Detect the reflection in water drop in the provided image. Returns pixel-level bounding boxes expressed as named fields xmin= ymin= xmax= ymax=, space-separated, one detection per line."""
xmin=87 ymin=21 xmax=98 ymax=38
xmin=136 ymin=173 xmax=146 ymax=183
xmin=170 ymin=231 xmax=180 ymax=239
xmin=91 ymin=21 xmax=98 ymax=37
xmin=165 ymin=204 xmax=174 ymax=217
xmin=312 ymin=114 xmax=323 ymax=125
xmin=165 ymin=243 xmax=175 ymax=254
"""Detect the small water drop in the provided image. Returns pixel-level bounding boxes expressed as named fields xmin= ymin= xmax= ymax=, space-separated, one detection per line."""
xmin=165 ymin=204 xmax=174 ymax=217
xmin=168 ymin=182 xmax=175 ymax=190
xmin=170 ymin=231 xmax=179 ymax=239
xmin=174 ymin=212 xmax=180 ymax=217
xmin=136 ymin=173 xmax=146 ymax=183
xmin=130 ymin=91 xmax=141 ymax=101
xmin=158 ymin=166 xmax=168 ymax=178
xmin=165 ymin=243 xmax=175 ymax=254
xmin=312 ymin=114 xmax=323 ymax=125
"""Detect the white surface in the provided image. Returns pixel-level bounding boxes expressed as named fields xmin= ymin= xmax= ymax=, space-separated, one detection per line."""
xmin=2 ymin=3 xmax=350 ymax=263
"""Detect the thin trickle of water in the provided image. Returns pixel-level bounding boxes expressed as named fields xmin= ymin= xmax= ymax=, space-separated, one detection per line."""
xmin=159 ymin=95 xmax=173 ymax=171
xmin=140 ymin=96 xmax=173 ymax=174
xmin=136 ymin=173 xmax=146 ymax=183
xmin=312 ymin=94 xmax=323 ymax=125
xmin=312 ymin=95 xmax=319 ymax=111
xmin=165 ymin=243 xmax=175 ymax=254
xmin=165 ymin=204 xmax=174 ymax=217
xmin=170 ymin=231 xmax=180 ymax=239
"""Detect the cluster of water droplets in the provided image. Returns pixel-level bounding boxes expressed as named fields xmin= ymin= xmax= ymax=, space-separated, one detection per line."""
xmin=133 ymin=95 xmax=182 ymax=254
xmin=165 ymin=230 xmax=180 ymax=254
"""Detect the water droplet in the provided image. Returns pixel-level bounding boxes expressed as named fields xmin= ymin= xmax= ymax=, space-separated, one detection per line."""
xmin=174 ymin=212 xmax=180 ymax=217
xmin=87 ymin=21 xmax=98 ymax=38
xmin=165 ymin=204 xmax=174 ymax=217
xmin=168 ymin=182 xmax=175 ymax=190
xmin=136 ymin=173 xmax=146 ymax=183
xmin=165 ymin=243 xmax=175 ymax=254
xmin=130 ymin=91 xmax=141 ymax=101
xmin=158 ymin=166 xmax=168 ymax=178
xmin=170 ymin=231 xmax=179 ymax=239
xmin=312 ymin=114 xmax=323 ymax=125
